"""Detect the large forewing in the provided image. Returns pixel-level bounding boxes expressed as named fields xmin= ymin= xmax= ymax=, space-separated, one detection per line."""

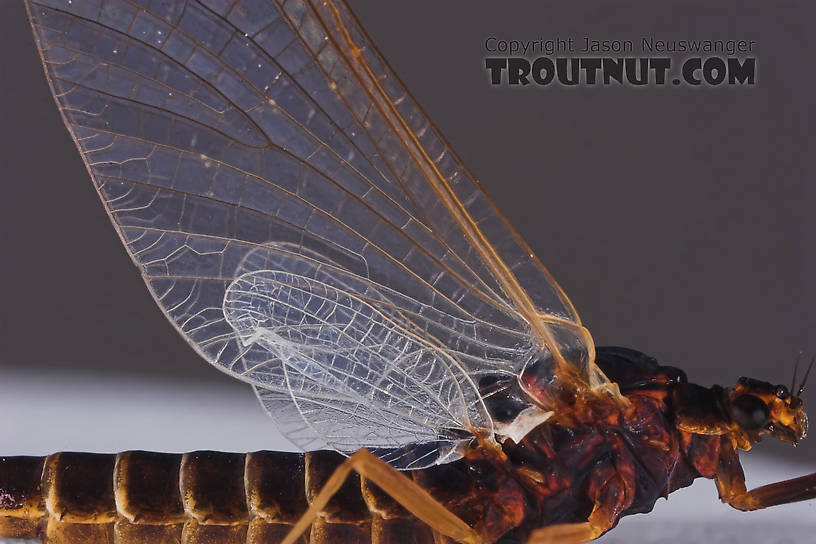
xmin=26 ymin=0 xmax=608 ymax=463
xmin=316 ymin=1 xmax=577 ymax=318
xmin=279 ymin=0 xmax=606 ymax=382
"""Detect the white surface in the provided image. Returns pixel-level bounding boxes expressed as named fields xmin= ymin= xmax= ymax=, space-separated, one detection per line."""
xmin=0 ymin=369 xmax=294 ymax=454
xmin=1 ymin=369 xmax=814 ymax=543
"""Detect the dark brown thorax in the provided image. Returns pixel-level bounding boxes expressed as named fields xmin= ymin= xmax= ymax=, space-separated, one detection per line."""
xmin=451 ymin=346 xmax=812 ymax=542
xmin=444 ymin=347 xmax=743 ymax=542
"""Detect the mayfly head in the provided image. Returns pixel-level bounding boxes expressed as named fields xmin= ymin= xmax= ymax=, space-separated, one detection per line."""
xmin=727 ymin=376 xmax=808 ymax=447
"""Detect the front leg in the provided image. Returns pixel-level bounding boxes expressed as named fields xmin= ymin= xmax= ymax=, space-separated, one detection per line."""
xmin=715 ymin=445 xmax=816 ymax=511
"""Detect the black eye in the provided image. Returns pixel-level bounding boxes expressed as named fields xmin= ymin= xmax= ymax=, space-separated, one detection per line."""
xmin=776 ymin=385 xmax=790 ymax=399
xmin=730 ymin=395 xmax=770 ymax=430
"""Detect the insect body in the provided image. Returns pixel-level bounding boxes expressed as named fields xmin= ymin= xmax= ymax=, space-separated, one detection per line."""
xmin=1 ymin=0 xmax=814 ymax=543
xmin=1 ymin=347 xmax=813 ymax=543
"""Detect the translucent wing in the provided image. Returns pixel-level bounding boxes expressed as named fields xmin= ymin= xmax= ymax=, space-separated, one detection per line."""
xmin=26 ymin=0 xmax=618 ymax=467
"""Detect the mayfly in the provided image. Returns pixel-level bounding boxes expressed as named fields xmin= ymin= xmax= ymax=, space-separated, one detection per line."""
xmin=1 ymin=1 xmax=815 ymax=543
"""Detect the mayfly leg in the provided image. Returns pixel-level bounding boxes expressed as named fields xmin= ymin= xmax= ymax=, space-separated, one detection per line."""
xmin=715 ymin=450 xmax=816 ymax=511
xmin=724 ymin=472 xmax=816 ymax=509
xmin=283 ymin=449 xmax=482 ymax=544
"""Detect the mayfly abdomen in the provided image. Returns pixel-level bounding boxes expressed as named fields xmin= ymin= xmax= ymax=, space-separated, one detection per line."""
xmin=0 ymin=451 xmax=434 ymax=544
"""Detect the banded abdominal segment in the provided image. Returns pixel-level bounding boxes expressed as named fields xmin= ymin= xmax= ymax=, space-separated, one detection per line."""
xmin=0 ymin=451 xmax=434 ymax=544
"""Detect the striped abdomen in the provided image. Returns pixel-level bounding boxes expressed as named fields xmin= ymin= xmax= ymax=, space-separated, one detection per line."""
xmin=0 ymin=451 xmax=436 ymax=544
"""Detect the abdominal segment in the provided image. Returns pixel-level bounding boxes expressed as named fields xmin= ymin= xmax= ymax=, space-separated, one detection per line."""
xmin=0 ymin=450 xmax=436 ymax=544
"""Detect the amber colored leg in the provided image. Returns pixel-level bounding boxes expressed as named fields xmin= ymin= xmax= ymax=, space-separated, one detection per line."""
xmin=717 ymin=470 xmax=816 ymax=511
xmin=526 ymin=521 xmax=600 ymax=544
xmin=526 ymin=508 xmax=616 ymax=544
xmin=526 ymin=475 xmax=624 ymax=544
xmin=715 ymin=445 xmax=816 ymax=511
xmin=281 ymin=450 xmax=482 ymax=544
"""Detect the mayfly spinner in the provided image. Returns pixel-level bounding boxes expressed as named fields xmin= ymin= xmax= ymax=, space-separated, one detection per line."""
xmin=1 ymin=1 xmax=814 ymax=543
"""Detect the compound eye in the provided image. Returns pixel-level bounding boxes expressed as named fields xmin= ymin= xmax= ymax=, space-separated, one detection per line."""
xmin=730 ymin=395 xmax=770 ymax=430
xmin=775 ymin=385 xmax=790 ymax=399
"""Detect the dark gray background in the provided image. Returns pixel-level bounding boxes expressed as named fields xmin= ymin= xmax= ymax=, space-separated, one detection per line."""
xmin=1 ymin=1 xmax=815 ymax=462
